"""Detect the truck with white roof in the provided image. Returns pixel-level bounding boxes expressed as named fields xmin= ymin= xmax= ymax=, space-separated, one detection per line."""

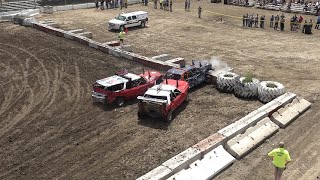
xmin=92 ymin=69 xmax=162 ymax=107
xmin=137 ymin=79 xmax=189 ymax=122
xmin=108 ymin=11 xmax=148 ymax=31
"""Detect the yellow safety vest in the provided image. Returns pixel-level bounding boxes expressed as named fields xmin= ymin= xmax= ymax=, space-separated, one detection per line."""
xmin=118 ymin=31 xmax=126 ymax=40
xmin=268 ymin=148 xmax=291 ymax=168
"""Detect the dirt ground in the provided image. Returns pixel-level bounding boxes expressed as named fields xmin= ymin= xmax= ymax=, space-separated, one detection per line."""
xmin=1 ymin=2 xmax=320 ymax=180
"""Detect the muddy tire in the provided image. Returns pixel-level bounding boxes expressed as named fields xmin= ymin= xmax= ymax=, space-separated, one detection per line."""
xmin=115 ymin=97 xmax=125 ymax=107
xmin=185 ymin=93 xmax=190 ymax=102
xmin=216 ymin=72 xmax=239 ymax=93
xmin=258 ymin=81 xmax=285 ymax=103
xmin=141 ymin=21 xmax=145 ymax=28
xmin=234 ymin=77 xmax=260 ymax=99
xmin=165 ymin=110 xmax=173 ymax=123
xmin=138 ymin=111 xmax=146 ymax=119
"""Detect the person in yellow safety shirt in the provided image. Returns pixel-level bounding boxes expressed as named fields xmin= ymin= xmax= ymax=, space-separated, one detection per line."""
xmin=268 ymin=142 xmax=291 ymax=180
xmin=118 ymin=30 xmax=126 ymax=48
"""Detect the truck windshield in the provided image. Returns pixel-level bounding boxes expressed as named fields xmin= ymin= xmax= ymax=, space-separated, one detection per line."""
xmin=93 ymin=83 xmax=105 ymax=90
xmin=116 ymin=15 xmax=126 ymax=21
xmin=164 ymin=73 xmax=181 ymax=81
xmin=144 ymin=94 xmax=167 ymax=101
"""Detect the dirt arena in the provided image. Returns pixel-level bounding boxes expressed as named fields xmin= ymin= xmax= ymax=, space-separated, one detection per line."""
xmin=1 ymin=2 xmax=320 ymax=180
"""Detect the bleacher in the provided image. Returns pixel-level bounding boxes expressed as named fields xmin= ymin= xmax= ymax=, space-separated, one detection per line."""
xmin=0 ymin=1 xmax=39 ymax=12
xmin=281 ymin=3 xmax=317 ymax=15
xmin=255 ymin=3 xmax=283 ymax=10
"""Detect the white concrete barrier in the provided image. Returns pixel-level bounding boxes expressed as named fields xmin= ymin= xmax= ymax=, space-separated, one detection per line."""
xmin=162 ymin=147 xmax=202 ymax=175
xmin=64 ymin=31 xmax=74 ymax=40
xmin=270 ymin=105 xmax=300 ymax=128
xmin=225 ymin=117 xmax=279 ymax=159
xmin=77 ymin=32 xmax=92 ymax=39
xmin=68 ymin=29 xmax=84 ymax=34
xmin=218 ymin=92 xmax=296 ymax=141
xmin=136 ymin=165 xmax=172 ymax=180
xmin=72 ymin=4 xmax=88 ymax=10
xmin=119 ymin=50 xmax=134 ymax=60
xmin=192 ymin=133 xmax=226 ymax=157
xmin=88 ymin=40 xmax=99 ymax=49
xmin=288 ymin=97 xmax=311 ymax=114
xmin=109 ymin=47 xmax=121 ymax=57
xmin=167 ymin=145 xmax=236 ymax=180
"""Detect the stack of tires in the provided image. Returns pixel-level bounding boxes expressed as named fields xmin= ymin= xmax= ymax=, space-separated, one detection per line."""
xmin=234 ymin=77 xmax=260 ymax=99
xmin=258 ymin=81 xmax=285 ymax=103
xmin=216 ymin=72 xmax=239 ymax=93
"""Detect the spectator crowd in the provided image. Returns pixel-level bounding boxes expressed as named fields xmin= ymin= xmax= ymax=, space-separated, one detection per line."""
xmin=243 ymin=13 xmax=320 ymax=34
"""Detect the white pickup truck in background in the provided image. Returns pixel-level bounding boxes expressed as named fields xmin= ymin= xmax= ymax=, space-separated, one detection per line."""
xmin=108 ymin=11 xmax=148 ymax=31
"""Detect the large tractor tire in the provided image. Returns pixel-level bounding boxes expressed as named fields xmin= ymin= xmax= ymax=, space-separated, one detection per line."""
xmin=234 ymin=77 xmax=259 ymax=99
xmin=216 ymin=72 xmax=239 ymax=93
xmin=258 ymin=81 xmax=285 ymax=103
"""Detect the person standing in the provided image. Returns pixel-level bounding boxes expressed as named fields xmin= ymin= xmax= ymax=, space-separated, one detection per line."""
xmin=124 ymin=0 xmax=127 ymax=8
xmin=154 ymin=0 xmax=158 ymax=8
xmin=198 ymin=6 xmax=202 ymax=18
xmin=270 ymin=14 xmax=274 ymax=27
xmin=185 ymin=0 xmax=187 ymax=10
xmin=280 ymin=16 xmax=285 ymax=31
xmin=95 ymin=0 xmax=99 ymax=9
xmin=169 ymin=0 xmax=173 ymax=12
xmin=118 ymin=30 xmax=126 ymax=48
xmin=187 ymin=0 xmax=191 ymax=11
xmin=243 ymin=14 xmax=246 ymax=27
xmin=274 ymin=15 xmax=279 ymax=30
xmin=260 ymin=15 xmax=265 ymax=28
xmin=160 ymin=0 xmax=163 ymax=9
xmin=268 ymin=142 xmax=291 ymax=180
xmin=315 ymin=16 xmax=320 ymax=29
xmin=255 ymin=14 xmax=259 ymax=27
xmin=100 ymin=0 xmax=105 ymax=10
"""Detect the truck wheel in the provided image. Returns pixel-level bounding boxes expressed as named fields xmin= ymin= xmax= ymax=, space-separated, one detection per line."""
xmin=185 ymin=93 xmax=190 ymax=102
xmin=141 ymin=21 xmax=145 ymax=28
xmin=138 ymin=111 xmax=145 ymax=119
xmin=165 ymin=110 xmax=173 ymax=123
xmin=120 ymin=26 xmax=125 ymax=32
xmin=115 ymin=97 xmax=125 ymax=107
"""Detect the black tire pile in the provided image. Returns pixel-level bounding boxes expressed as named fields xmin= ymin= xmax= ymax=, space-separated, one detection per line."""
xmin=216 ymin=71 xmax=285 ymax=103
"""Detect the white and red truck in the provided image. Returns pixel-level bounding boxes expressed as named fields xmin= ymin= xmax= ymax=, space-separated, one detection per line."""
xmin=137 ymin=79 xmax=189 ymax=122
xmin=92 ymin=70 xmax=162 ymax=107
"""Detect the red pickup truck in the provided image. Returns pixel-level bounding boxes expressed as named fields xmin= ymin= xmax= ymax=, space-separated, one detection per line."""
xmin=137 ymin=79 xmax=189 ymax=122
xmin=92 ymin=70 xmax=163 ymax=107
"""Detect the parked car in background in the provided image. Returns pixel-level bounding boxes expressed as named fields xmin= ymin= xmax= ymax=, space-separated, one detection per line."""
xmin=108 ymin=11 xmax=148 ymax=31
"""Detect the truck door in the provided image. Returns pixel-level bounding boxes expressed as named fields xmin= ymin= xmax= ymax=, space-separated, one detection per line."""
xmin=126 ymin=16 xmax=133 ymax=27
xmin=131 ymin=15 xmax=139 ymax=26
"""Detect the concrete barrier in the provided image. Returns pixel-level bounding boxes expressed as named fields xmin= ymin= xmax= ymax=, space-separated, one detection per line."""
xmin=218 ymin=92 xmax=296 ymax=141
xmin=166 ymin=58 xmax=185 ymax=68
xmin=152 ymin=54 xmax=172 ymax=61
xmin=119 ymin=50 xmax=134 ymax=60
xmin=88 ymin=40 xmax=99 ymax=49
xmin=114 ymin=44 xmax=133 ymax=52
xmin=136 ymin=165 xmax=172 ymax=180
xmin=45 ymin=22 xmax=59 ymax=28
xmin=97 ymin=43 xmax=110 ymax=53
xmin=103 ymin=41 xmax=120 ymax=47
xmin=167 ymin=145 xmax=236 ymax=180
xmin=68 ymin=29 xmax=84 ymax=34
xmin=192 ymin=133 xmax=226 ymax=157
xmin=288 ymin=97 xmax=311 ymax=114
xmin=270 ymin=105 xmax=300 ymax=128
xmin=225 ymin=117 xmax=279 ymax=159
xmin=162 ymin=147 xmax=202 ymax=175
xmin=64 ymin=31 xmax=74 ymax=40
xmin=77 ymin=32 xmax=92 ymax=39
xmin=109 ymin=47 xmax=121 ymax=57
xmin=72 ymin=4 xmax=88 ymax=10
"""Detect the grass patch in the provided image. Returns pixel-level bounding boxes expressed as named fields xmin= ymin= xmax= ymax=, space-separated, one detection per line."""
xmin=243 ymin=71 xmax=253 ymax=83
xmin=267 ymin=83 xmax=278 ymax=88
